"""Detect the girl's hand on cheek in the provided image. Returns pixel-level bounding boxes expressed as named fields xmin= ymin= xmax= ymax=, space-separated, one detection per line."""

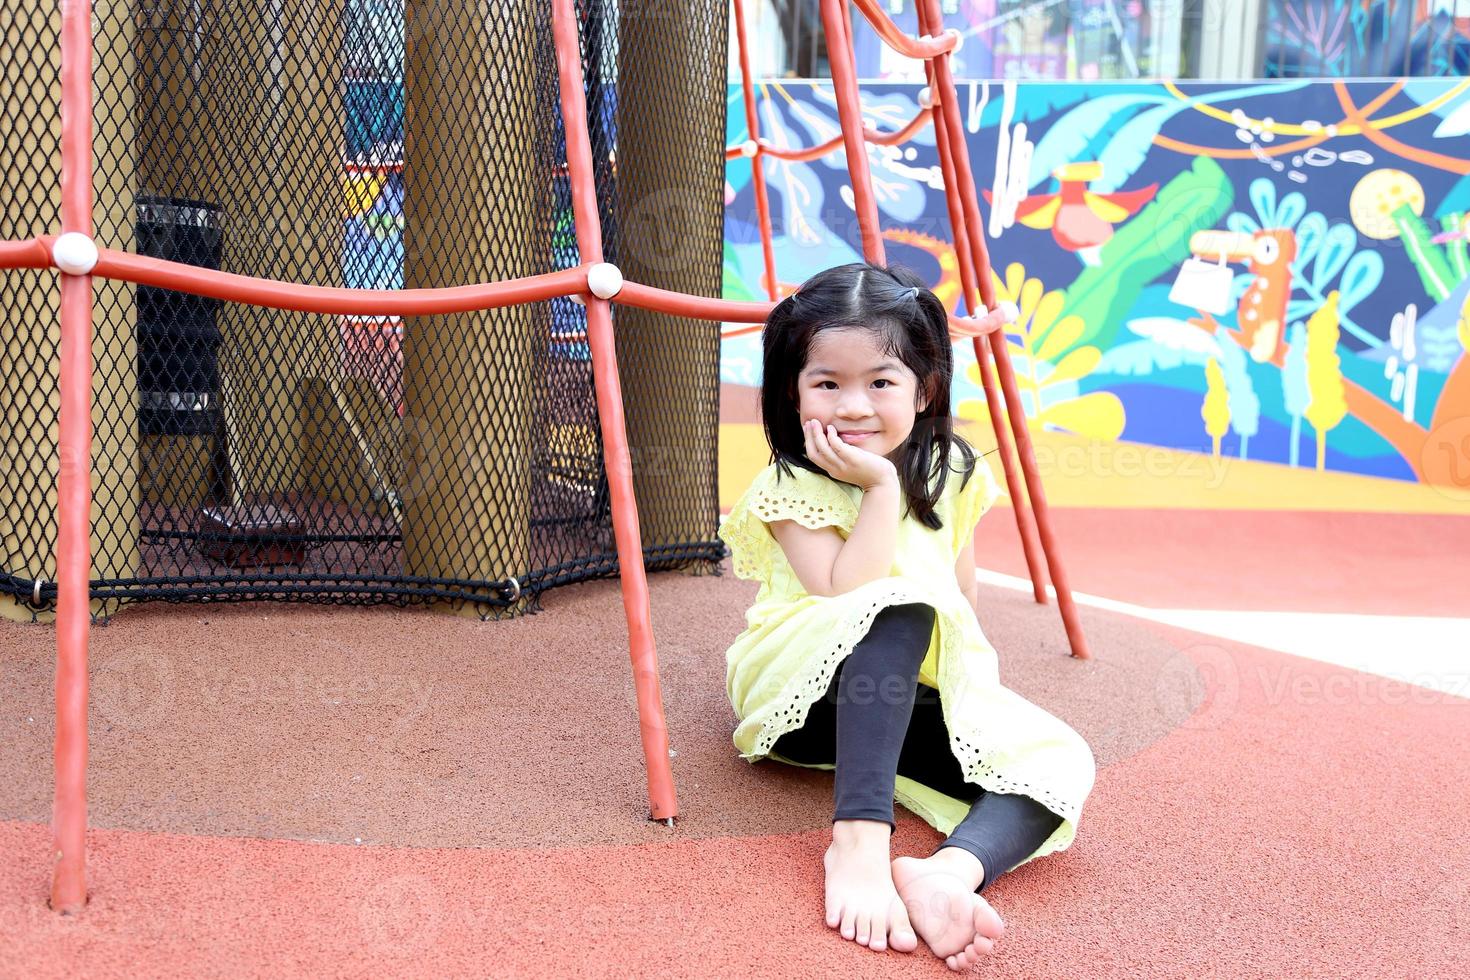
xmin=802 ymin=419 xmax=898 ymax=492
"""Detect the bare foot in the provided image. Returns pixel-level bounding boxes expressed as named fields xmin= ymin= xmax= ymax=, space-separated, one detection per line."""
xmin=891 ymin=848 xmax=1005 ymax=971
xmin=822 ymin=820 xmax=920 ymax=953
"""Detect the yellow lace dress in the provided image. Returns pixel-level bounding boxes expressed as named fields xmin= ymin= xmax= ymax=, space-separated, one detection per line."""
xmin=717 ymin=447 xmax=1095 ymax=866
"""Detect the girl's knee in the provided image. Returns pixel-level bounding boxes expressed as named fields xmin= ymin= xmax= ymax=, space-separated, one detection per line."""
xmin=1060 ymin=726 xmax=1097 ymax=780
xmin=887 ymin=601 xmax=936 ymax=625
xmin=846 ymin=603 xmax=934 ymax=681
xmin=872 ymin=602 xmax=936 ymax=643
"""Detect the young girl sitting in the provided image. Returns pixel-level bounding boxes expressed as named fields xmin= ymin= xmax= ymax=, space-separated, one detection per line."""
xmin=717 ymin=262 xmax=1096 ymax=971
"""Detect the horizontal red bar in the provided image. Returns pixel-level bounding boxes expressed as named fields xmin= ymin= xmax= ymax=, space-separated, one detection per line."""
xmin=118 ymin=249 xmax=588 ymax=316
xmin=1 ymin=237 xmax=589 ymax=315
xmin=773 ymin=106 xmax=935 ymax=160
xmin=0 ymin=238 xmax=52 ymax=267
xmin=2 ymin=236 xmax=1002 ymax=333
xmin=726 ymin=106 xmax=933 ymax=162
xmin=0 ymin=237 xmax=767 ymax=323
xmin=850 ymin=0 xmax=958 ymax=59
xmin=721 ymin=310 xmax=1001 ymax=340
xmin=617 ymin=280 xmax=774 ymax=322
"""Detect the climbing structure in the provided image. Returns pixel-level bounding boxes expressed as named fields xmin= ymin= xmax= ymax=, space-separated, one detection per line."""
xmin=0 ymin=0 xmax=1086 ymax=913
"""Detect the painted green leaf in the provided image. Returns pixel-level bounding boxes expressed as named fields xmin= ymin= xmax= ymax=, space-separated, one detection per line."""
xmin=1059 ymin=156 xmax=1234 ymax=355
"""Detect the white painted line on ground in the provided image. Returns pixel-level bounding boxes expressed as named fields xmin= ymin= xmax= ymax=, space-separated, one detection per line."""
xmin=975 ymin=567 xmax=1470 ymax=701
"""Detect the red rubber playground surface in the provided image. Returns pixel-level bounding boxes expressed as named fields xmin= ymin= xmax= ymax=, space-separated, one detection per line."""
xmin=7 ymin=0 xmax=1026 ymax=914
xmin=3 ymin=505 xmax=1468 ymax=977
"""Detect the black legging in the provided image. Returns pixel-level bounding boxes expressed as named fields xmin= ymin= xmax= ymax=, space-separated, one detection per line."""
xmin=772 ymin=602 xmax=1063 ymax=892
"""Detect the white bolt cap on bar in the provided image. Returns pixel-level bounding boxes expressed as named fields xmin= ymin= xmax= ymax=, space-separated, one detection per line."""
xmin=996 ymin=301 xmax=1020 ymax=322
xmin=739 ymin=140 xmax=759 ymax=158
xmin=52 ymin=232 xmax=99 ymax=276
xmin=587 ymin=262 xmax=623 ymax=300
xmin=946 ymin=28 xmax=964 ymax=52
xmin=918 ymin=86 xmax=934 ymax=109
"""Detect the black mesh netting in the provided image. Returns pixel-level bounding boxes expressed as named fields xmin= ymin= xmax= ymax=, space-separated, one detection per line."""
xmin=0 ymin=0 xmax=728 ymax=620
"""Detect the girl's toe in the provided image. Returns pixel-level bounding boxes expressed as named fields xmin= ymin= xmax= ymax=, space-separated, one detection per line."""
xmin=865 ymin=913 xmax=885 ymax=951
xmin=890 ymin=916 xmax=919 ymax=953
xmin=973 ymin=901 xmax=1004 ymax=940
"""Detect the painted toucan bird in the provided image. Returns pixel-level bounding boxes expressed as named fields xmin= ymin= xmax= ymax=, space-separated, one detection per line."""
xmin=1186 ymin=228 xmax=1300 ymax=366
xmin=986 ymin=161 xmax=1157 ymax=266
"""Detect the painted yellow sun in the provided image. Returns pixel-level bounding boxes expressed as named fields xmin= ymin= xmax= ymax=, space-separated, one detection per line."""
xmin=1349 ymin=168 xmax=1425 ymax=241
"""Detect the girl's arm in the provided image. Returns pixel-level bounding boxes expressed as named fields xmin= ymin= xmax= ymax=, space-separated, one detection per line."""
xmin=768 ymin=421 xmax=903 ymax=597
xmin=955 ymin=533 xmax=980 ymax=619
xmin=770 ymin=477 xmax=902 ymax=597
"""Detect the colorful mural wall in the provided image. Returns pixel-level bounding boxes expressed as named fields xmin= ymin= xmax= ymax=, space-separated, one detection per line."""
xmin=722 ymin=79 xmax=1470 ymax=492
xmin=336 ymin=69 xmax=1470 ymax=499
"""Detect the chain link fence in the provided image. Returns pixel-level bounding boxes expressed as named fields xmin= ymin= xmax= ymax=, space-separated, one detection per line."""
xmin=1 ymin=0 xmax=727 ymax=620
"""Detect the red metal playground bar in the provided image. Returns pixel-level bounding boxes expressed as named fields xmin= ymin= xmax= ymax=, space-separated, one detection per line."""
xmin=2 ymin=0 xmax=1087 ymax=913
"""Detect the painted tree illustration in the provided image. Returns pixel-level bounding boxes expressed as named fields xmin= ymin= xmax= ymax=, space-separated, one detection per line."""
xmin=1305 ymin=292 xmax=1348 ymax=472
xmin=1282 ymin=321 xmax=1310 ymax=468
xmin=1213 ymin=339 xmax=1259 ymax=460
xmin=1202 ymin=357 xmax=1230 ymax=458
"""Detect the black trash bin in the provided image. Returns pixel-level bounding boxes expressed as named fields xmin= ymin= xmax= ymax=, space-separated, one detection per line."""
xmin=135 ymin=195 xmax=223 ymax=437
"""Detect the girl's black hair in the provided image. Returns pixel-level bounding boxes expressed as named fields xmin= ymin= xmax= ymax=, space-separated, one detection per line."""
xmin=760 ymin=261 xmax=977 ymax=530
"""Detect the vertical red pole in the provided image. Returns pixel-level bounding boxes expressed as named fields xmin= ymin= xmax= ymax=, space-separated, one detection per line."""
xmin=915 ymin=8 xmax=1047 ymax=605
xmin=916 ymin=0 xmax=1090 ymax=658
xmin=52 ymin=0 xmax=97 ymax=911
xmin=731 ymin=0 xmax=778 ymax=301
xmin=838 ymin=1 xmax=857 ymax=89
xmin=819 ymin=0 xmax=885 ymax=264
xmin=550 ymin=0 xmax=677 ymax=821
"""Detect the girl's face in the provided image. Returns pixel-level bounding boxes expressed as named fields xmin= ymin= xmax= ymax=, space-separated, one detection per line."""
xmin=796 ymin=327 xmax=928 ymax=464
